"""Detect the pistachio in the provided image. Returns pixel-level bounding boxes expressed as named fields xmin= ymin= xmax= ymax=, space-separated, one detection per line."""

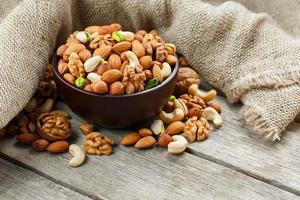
xmin=151 ymin=119 xmax=164 ymax=135
xmin=145 ymin=78 xmax=158 ymax=90
xmin=119 ymin=31 xmax=135 ymax=42
xmin=87 ymin=72 xmax=102 ymax=83
xmin=164 ymin=43 xmax=176 ymax=55
xmin=75 ymin=31 xmax=91 ymax=44
xmin=75 ymin=77 xmax=87 ymax=88
xmin=84 ymin=56 xmax=104 ymax=72
xmin=112 ymin=31 xmax=124 ymax=42
xmin=161 ymin=62 xmax=172 ymax=79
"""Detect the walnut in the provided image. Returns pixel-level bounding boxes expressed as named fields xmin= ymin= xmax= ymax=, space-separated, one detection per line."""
xmin=184 ymin=117 xmax=209 ymax=142
xmin=122 ymin=65 xmax=146 ymax=94
xmin=175 ymin=67 xmax=200 ymax=95
xmin=43 ymin=64 xmax=54 ymax=81
xmin=155 ymin=44 xmax=167 ymax=62
xmin=38 ymin=80 xmax=56 ymax=98
xmin=89 ymin=34 xmax=115 ymax=49
xmin=84 ymin=132 xmax=114 ymax=155
xmin=179 ymin=94 xmax=206 ymax=111
xmin=37 ymin=113 xmax=71 ymax=141
xmin=68 ymin=53 xmax=85 ymax=78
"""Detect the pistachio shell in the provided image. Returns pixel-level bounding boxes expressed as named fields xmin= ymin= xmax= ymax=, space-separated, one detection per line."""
xmin=87 ymin=72 xmax=102 ymax=83
xmin=84 ymin=56 xmax=103 ymax=72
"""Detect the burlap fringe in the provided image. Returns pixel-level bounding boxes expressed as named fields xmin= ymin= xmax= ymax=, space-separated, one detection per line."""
xmin=241 ymin=106 xmax=280 ymax=141
xmin=226 ymin=70 xmax=300 ymax=103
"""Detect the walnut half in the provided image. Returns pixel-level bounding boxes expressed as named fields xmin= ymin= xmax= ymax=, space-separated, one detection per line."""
xmin=175 ymin=67 xmax=200 ymax=95
xmin=183 ymin=117 xmax=209 ymax=142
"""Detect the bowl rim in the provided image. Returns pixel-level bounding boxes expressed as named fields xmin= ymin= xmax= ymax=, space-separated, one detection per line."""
xmin=52 ymin=53 xmax=179 ymax=98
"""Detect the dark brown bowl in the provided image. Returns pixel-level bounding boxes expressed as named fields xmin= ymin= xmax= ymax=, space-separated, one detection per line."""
xmin=52 ymin=54 xmax=178 ymax=128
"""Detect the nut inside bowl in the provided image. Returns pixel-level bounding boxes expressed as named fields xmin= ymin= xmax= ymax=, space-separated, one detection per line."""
xmin=52 ymin=54 xmax=178 ymax=128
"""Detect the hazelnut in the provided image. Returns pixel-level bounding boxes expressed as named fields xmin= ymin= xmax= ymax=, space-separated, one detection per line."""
xmin=91 ymin=80 xmax=108 ymax=94
xmin=139 ymin=56 xmax=153 ymax=69
xmin=166 ymin=55 xmax=177 ymax=65
xmin=109 ymin=81 xmax=124 ymax=95
xmin=187 ymin=107 xmax=203 ymax=119
xmin=63 ymin=73 xmax=75 ymax=85
xmin=208 ymin=102 xmax=221 ymax=113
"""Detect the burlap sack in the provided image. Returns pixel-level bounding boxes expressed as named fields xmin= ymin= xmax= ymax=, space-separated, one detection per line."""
xmin=1 ymin=0 xmax=300 ymax=141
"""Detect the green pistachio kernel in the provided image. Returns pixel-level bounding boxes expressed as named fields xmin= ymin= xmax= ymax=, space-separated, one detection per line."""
xmin=75 ymin=77 xmax=87 ymax=88
xmin=85 ymin=32 xmax=91 ymax=43
xmin=112 ymin=31 xmax=124 ymax=42
xmin=169 ymin=95 xmax=176 ymax=101
xmin=145 ymin=78 xmax=159 ymax=90
xmin=144 ymin=33 xmax=154 ymax=40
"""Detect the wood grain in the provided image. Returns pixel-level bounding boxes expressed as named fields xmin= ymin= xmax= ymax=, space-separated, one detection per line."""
xmin=0 ymin=102 xmax=299 ymax=200
xmin=0 ymin=158 xmax=92 ymax=200
xmin=188 ymin=95 xmax=300 ymax=195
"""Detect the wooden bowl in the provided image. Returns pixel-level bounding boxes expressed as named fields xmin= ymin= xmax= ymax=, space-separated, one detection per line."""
xmin=52 ymin=54 xmax=178 ymax=128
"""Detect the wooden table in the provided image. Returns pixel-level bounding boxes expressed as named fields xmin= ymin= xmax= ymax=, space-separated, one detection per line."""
xmin=1 ymin=95 xmax=300 ymax=200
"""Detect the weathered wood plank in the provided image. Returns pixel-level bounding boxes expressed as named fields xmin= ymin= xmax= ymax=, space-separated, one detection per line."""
xmin=0 ymin=102 xmax=298 ymax=200
xmin=188 ymin=95 xmax=300 ymax=194
xmin=0 ymin=158 xmax=92 ymax=200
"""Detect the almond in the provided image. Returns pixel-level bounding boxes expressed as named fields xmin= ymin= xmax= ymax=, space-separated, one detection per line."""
xmin=120 ymin=51 xmax=128 ymax=62
xmin=187 ymin=107 xmax=202 ymax=119
xmin=166 ymin=121 xmax=185 ymax=135
xmin=84 ymin=84 xmax=93 ymax=92
xmin=139 ymin=56 xmax=153 ymax=69
xmin=78 ymin=49 xmax=92 ymax=62
xmin=97 ymin=62 xmax=111 ymax=75
xmin=58 ymin=61 xmax=68 ymax=75
xmin=16 ymin=133 xmax=40 ymax=144
xmin=32 ymin=139 xmax=49 ymax=151
xmin=109 ymin=81 xmax=124 ymax=95
xmin=158 ymin=134 xmax=173 ymax=148
xmin=112 ymin=41 xmax=132 ymax=53
xmin=134 ymin=34 xmax=144 ymax=42
xmin=132 ymin=40 xmax=145 ymax=58
xmin=152 ymin=64 xmax=163 ymax=82
xmin=91 ymin=80 xmax=108 ymax=94
xmin=63 ymin=73 xmax=75 ymax=85
xmin=108 ymin=54 xmax=122 ymax=69
xmin=64 ymin=43 xmax=86 ymax=56
xmin=93 ymin=45 xmax=112 ymax=60
xmin=138 ymin=128 xmax=152 ymax=137
xmin=102 ymin=69 xmax=123 ymax=84
xmin=47 ymin=141 xmax=70 ymax=154
xmin=121 ymin=132 xmax=142 ymax=146
xmin=85 ymin=26 xmax=102 ymax=34
xmin=98 ymin=25 xmax=115 ymax=35
xmin=57 ymin=44 xmax=68 ymax=57
xmin=134 ymin=136 xmax=156 ymax=149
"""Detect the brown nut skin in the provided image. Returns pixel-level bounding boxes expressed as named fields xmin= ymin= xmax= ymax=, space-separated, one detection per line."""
xmin=102 ymin=69 xmax=123 ymax=84
xmin=109 ymin=81 xmax=124 ymax=95
xmin=132 ymin=40 xmax=145 ymax=58
xmin=16 ymin=133 xmax=40 ymax=144
xmin=56 ymin=44 xmax=68 ymax=57
xmin=175 ymin=67 xmax=200 ymax=95
xmin=78 ymin=49 xmax=92 ymax=62
xmin=80 ymin=122 xmax=94 ymax=135
xmin=158 ymin=134 xmax=173 ymax=148
xmin=32 ymin=139 xmax=49 ymax=151
xmin=166 ymin=121 xmax=185 ymax=135
xmin=134 ymin=136 xmax=156 ymax=149
xmin=138 ymin=128 xmax=152 ymax=137
xmin=47 ymin=141 xmax=70 ymax=154
xmin=144 ymin=70 xmax=153 ymax=81
xmin=207 ymin=102 xmax=221 ymax=113
xmin=97 ymin=62 xmax=111 ymax=76
xmin=139 ymin=56 xmax=153 ymax=69
xmin=108 ymin=54 xmax=122 ymax=70
xmin=91 ymin=80 xmax=108 ymax=94
xmin=84 ymin=84 xmax=93 ymax=92
xmin=166 ymin=55 xmax=177 ymax=65
xmin=63 ymin=73 xmax=75 ymax=85
xmin=121 ymin=132 xmax=142 ymax=146
xmin=0 ymin=127 xmax=6 ymax=138
xmin=187 ymin=107 xmax=203 ymax=119
xmin=58 ymin=61 xmax=68 ymax=75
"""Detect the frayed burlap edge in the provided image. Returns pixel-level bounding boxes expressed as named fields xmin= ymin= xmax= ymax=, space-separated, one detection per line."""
xmin=224 ymin=69 xmax=300 ymax=103
xmin=241 ymin=105 xmax=280 ymax=141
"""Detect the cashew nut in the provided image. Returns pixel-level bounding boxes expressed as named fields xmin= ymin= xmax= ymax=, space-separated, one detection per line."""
xmin=202 ymin=107 xmax=222 ymax=127
xmin=150 ymin=119 xmax=164 ymax=135
xmin=68 ymin=144 xmax=85 ymax=167
xmin=125 ymin=51 xmax=139 ymax=68
xmin=168 ymin=135 xmax=187 ymax=154
xmin=159 ymin=108 xmax=185 ymax=124
xmin=188 ymin=84 xmax=217 ymax=102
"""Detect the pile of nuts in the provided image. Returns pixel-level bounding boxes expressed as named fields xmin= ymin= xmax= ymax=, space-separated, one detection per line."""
xmin=120 ymin=56 xmax=223 ymax=154
xmin=56 ymin=23 xmax=177 ymax=95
